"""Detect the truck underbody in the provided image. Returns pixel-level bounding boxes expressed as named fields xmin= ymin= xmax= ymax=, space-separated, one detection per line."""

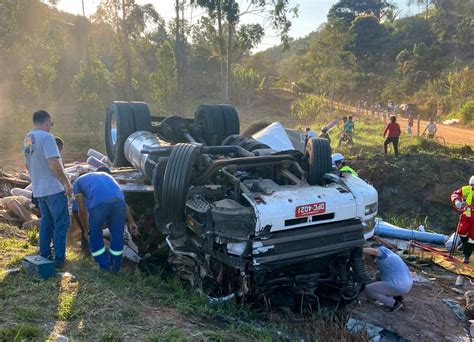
xmin=104 ymin=101 xmax=377 ymax=309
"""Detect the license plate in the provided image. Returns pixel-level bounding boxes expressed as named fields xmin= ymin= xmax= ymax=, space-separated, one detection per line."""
xmin=295 ymin=202 xmax=326 ymax=217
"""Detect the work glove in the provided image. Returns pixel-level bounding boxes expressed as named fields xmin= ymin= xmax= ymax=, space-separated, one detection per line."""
xmin=455 ymin=200 xmax=465 ymax=210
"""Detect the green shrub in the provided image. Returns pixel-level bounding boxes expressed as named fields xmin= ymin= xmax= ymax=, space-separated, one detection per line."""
xmin=291 ymin=94 xmax=327 ymax=124
xmin=459 ymin=100 xmax=474 ymax=124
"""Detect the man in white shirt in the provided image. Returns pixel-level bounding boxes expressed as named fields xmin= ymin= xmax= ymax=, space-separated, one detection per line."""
xmin=423 ymin=118 xmax=437 ymax=139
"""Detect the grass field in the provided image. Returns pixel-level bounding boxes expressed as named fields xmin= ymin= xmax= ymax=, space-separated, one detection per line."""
xmin=0 ymin=223 xmax=367 ymax=341
xmin=1 ymin=96 xmax=471 ymax=340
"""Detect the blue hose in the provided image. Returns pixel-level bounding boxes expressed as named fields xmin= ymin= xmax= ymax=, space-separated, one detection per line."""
xmin=374 ymin=219 xmax=448 ymax=245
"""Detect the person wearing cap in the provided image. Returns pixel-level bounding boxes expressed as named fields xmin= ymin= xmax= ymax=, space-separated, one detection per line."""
xmin=73 ymin=167 xmax=137 ymax=272
xmin=423 ymin=118 xmax=437 ymax=139
xmin=332 ymin=153 xmax=358 ymax=177
xmin=451 ymin=176 xmax=474 ymax=264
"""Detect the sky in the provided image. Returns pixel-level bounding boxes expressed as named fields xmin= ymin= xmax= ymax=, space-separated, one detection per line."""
xmin=56 ymin=0 xmax=419 ymax=51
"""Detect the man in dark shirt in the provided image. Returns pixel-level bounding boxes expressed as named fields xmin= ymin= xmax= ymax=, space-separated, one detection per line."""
xmin=383 ymin=116 xmax=401 ymax=159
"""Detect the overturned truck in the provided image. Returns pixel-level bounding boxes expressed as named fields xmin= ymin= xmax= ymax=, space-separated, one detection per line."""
xmin=105 ymin=101 xmax=377 ymax=308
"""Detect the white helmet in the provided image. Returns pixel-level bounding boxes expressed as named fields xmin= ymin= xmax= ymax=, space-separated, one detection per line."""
xmin=332 ymin=153 xmax=345 ymax=164
xmin=470 ymin=176 xmax=474 ymax=185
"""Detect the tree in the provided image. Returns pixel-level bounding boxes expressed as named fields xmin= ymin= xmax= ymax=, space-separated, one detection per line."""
xmin=407 ymin=0 xmax=433 ymax=19
xmin=302 ymin=23 xmax=357 ymax=105
xmin=17 ymin=22 xmax=68 ymax=106
xmin=350 ymin=15 xmax=391 ymax=72
xmin=191 ymin=0 xmax=297 ymax=101
xmin=72 ymin=56 xmax=114 ymax=127
xmin=396 ymin=42 xmax=441 ymax=94
xmin=231 ymin=65 xmax=264 ymax=107
xmin=94 ymin=0 xmax=160 ymax=101
xmin=291 ymin=94 xmax=327 ymax=124
xmin=148 ymin=41 xmax=177 ymax=114
xmin=328 ymin=0 xmax=395 ymax=24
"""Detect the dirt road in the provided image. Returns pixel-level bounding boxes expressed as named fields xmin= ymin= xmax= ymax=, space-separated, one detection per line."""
xmin=334 ymin=102 xmax=474 ymax=146
xmin=397 ymin=117 xmax=474 ymax=146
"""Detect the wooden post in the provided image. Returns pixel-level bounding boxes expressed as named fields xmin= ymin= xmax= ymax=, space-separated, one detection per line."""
xmin=417 ymin=115 xmax=421 ymax=136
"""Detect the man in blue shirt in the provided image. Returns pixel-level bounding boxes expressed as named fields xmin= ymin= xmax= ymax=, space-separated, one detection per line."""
xmin=73 ymin=168 xmax=137 ymax=272
xmin=363 ymin=245 xmax=413 ymax=312
xmin=24 ymin=110 xmax=72 ymax=268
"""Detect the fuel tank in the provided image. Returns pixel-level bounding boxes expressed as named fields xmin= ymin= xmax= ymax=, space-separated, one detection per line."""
xmin=124 ymin=131 xmax=161 ymax=181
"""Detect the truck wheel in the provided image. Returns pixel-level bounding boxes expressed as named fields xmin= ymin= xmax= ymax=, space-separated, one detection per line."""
xmin=305 ymin=138 xmax=332 ymax=185
xmin=161 ymin=144 xmax=201 ymax=222
xmin=219 ymin=104 xmax=240 ymax=137
xmin=195 ymin=105 xmax=240 ymax=145
xmin=105 ymin=102 xmax=135 ymax=167
xmin=129 ymin=102 xmax=152 ymax=132
xmin=241 ymin=120 xmax=270 ymax=137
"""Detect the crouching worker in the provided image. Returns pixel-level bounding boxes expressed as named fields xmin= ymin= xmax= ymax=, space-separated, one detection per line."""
xmin=73 ymin=167 xmax=137 ymax=272
xmin=363 ymin=245 xmax=413 ymax=313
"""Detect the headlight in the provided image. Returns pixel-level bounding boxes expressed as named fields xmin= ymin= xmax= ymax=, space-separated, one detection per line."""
xmin=362 ymin=217 xmax=376 ymax=233
xmin=227 ymin=242 xmax=247 ymax=256
xmin=365 ymin=202 xmax=378 ymax=216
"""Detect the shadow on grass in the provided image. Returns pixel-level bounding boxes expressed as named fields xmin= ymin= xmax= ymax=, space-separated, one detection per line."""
xmin=0 ymin=255 xmax=88 ymax=341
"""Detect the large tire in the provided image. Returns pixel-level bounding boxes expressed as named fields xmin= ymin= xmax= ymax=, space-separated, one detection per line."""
xmin=152 ymin=157 xmax=168 ymax=207
xmin=105 ymin=102 xmax=135 ymax=167
xmin=241 ymin=120 xmax=270 ymax=138
xmin=305 ymin=138 xmax=332 ymax=185
xmin=194 ymin=104 xmax=240 ymax=145
xmin=161 ymin=144 xmax=201 ymax=222
xmin=129 ymin=102 xmax=152 ymax=132
xmin=219 ymin=104 xmax=240 ymax=137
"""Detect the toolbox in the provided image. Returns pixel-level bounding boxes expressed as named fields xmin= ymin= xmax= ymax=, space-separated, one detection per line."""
xmin=22 ymin=255 xmax=55 ymax=279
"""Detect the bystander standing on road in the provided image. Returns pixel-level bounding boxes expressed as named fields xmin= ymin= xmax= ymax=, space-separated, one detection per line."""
xmin=23 ymin=110 xmax=72 ymax=269
xmin=423 ymin=118 xmax=437 ymax=139
xmin=383 ymin=116 xmax=401 ymax=160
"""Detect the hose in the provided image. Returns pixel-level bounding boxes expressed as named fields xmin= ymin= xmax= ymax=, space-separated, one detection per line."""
xmin=351 ymin=247 xmax=373 ymax=284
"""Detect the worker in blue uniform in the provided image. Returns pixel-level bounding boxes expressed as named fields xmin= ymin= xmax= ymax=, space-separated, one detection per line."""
xmin=73 ymin=167 xmax=137 ymax=272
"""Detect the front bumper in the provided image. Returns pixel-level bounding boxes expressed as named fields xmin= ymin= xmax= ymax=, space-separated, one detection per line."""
xmin=251 ymin=219 xmax=365 ymax=271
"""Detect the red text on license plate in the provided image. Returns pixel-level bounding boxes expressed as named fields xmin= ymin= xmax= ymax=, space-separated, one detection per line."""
xmin=295 ymin=202 xmax=326 ymax=217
